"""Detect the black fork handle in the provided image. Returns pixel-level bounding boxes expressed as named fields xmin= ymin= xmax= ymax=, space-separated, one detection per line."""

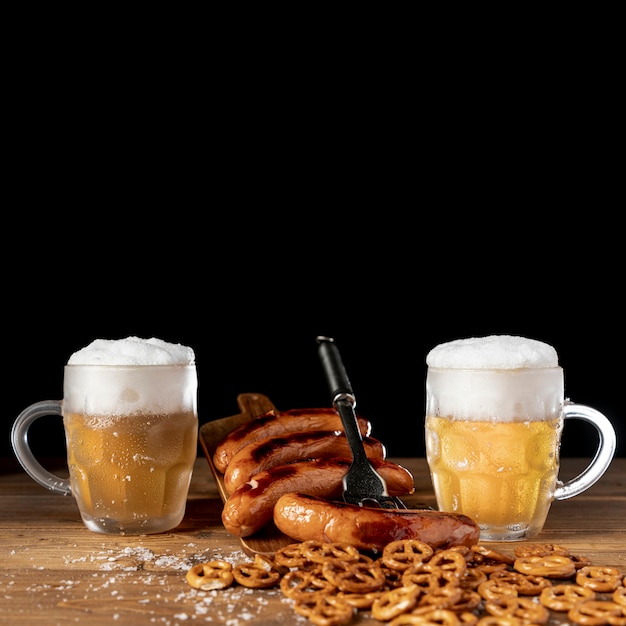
xmin=316 ymin=336 xmax=356 ymax=407
xmin=316 ymin=336 xmax=368 ymax=456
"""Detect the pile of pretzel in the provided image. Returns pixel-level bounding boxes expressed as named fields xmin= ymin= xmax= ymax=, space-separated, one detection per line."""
xmin=185 ymin=539 xmax=626 ymax=626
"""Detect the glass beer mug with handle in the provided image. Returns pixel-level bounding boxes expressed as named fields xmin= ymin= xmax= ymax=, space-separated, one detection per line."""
xmin=11 ymin=337 xmax=199 ymax=535
xmin=425 ymin=335 xmax=617 ymax=542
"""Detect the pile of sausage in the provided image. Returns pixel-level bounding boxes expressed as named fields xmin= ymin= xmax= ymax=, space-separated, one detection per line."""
xmin=213 ymin=407 xmax=480 ymax=552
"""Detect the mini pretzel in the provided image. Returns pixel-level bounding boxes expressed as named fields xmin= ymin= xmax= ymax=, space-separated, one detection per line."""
xmin=471 ymin=545 xmax=515 ymax=565
xmin=378 ymin=561 xmax=405 ymax=588
xmin=275 ymin=542 xmax=310 ymax=569
xmin=568 ymin=599 xmax=624 ymax=626
xmin=302 ymin=540 xmax=361 ymax=564
xmin=426 ymin=549 xmax=468 ymax=577
xmin=488 ymin=570 xmax=552 ymax=595
xmin=477 ymin=579 xmax=519 ymax=602
xmin=447 ymin=589 xmax=482 ymax=613
xmin=280 ymin=567 xmax=337 ymax=600
xmin=402 ymin=568 xmax=461 ymax=593
xmin=336 ymin=589 xmax=382 ymax=609
xmin=460 ymin=566 xmax=488 ymax=590
xmin=576 ymin=566 xmax=624 ymax=592
xmin=321 ymin=559 xmax=386 ymax=593
xmin=233 ymin=555 xmax=282 ymax=588
xmin=417 ymin=585 xmax=463 ymax=610
xmin=614 ymin=586 xmax=626 ymax=607
xmin=485 ymin=596 xmax=550 ymax=625
xmin=371 ymin=584 xmax=422 ymax=621
xmin=513 ymin=554 xmax=576 ymax=579
xmin=293 ymin=594 xmax=355 ymax=626
xmin=185 ymin=560 xmax=234 ymax=590
xmin=539 ymin=584 xmax=596 ymax=611
xmin=513 ymin=543 xmax=570 ymax=558
xmin=383 ymin=539 xmax=435 ymax=571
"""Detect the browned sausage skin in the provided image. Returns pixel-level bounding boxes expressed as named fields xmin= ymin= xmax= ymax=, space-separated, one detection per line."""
xmin=221 ymin=457 xmax=415 ymax=537
xmin=223 ymin=431 xmax=386 ymax=494
xmin=273 ymin=492 xmax=480 ymax=552
xmin=213 ymin=408 xmax=372 ymax=473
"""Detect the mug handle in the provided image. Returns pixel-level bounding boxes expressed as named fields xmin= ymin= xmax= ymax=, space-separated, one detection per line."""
xmin=11 ymin=401 xmax=72 ymax=496
xmin=554 ymin=403 xmax=617 ymax=500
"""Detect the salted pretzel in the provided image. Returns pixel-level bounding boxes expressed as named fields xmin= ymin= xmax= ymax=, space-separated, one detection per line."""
xmin=539 ymin=583 xmax=596 ymax=611
xmin=477 ymin=579 xmax=519 ymax=602
xmin=336 ymin=589 xmax=382 ymax=609
xmin=488 ymin=570 xmax=552 ymax=595
xmin=232 ymin=554 xmax=283 ymax=589
xmin=280 ymin=566 xmax=336 ymax=600
xmin=445 ymin=589 xmax=482 ymax=613
xmin=382 ymin=539 xmax=435 ymax=571
xmin=402 ymin=568 xmax=461 ymax=593
xmin=471 ymin=545 xmax=515 ymax=566
xmin=513 ymin=543 xmax=570 ymax=558
xmin=371 ymin=584 xmax=422 ymax=621
xmin=293 ymin=593 xmax=355 ymax=626
xmin=513 ymin=554 xmax=577 ymax=578
xmin=185 ymin=559 xmax=234 ymax=590
xmin=460 ymin=566 xmax=488 ymax=590
xmin=426 ymin=549 xmax=468 ymax=577
xmin=576 ymin=565 xmax=623 ymax=592
xmin=274 ymin=542 xmax=311 ymax=569
xmin=484 ymin=596 xmax=550 ymax=625
xmin=614 ymin=586 xmax=626 ymax=607
xmin=302 ymin=540 xmax=361 ymax=564
xmin=416 ymin=585 xmax=465 ymax=611
xmin=321 ymin=559 xmax=386 ymax=593
xmin=568 ymin=599 xmax=625 ymax=626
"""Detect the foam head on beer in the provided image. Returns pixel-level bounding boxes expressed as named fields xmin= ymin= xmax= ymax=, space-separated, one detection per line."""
xmin=426 ymin=335 xmax=562 ymax=422
xmin=426 ymin=335 xmax=558 ymax=370
xmin=67 ymin=336 xmax=195 ymax=366
xmin=65 ymin=337 xmax=196 ymax=417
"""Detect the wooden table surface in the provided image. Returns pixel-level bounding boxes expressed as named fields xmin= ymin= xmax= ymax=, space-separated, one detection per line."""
xmin=1 ymin=456 xmax=624 ymax=625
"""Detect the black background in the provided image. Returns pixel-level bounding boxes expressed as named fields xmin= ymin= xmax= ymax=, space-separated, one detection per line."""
xmin=4 ymin=34 xmax=623 ymax=466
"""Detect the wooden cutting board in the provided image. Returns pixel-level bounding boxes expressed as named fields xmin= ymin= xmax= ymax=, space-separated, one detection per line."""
xmin=199 ymin=392 xmax=301 ymax=557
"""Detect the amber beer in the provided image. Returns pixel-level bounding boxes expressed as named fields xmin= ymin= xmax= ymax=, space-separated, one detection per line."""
xmin=424 ymin=336 xmax=616 ymax=542
xmin=62 ymin=364 xmax=198 ymax=534
xmin=64 ymin=408 xmax=197 ymax=535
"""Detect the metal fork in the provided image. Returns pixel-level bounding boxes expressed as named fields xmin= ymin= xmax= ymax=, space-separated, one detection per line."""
xmin=316 ymin=336 xmax=406 ymax=509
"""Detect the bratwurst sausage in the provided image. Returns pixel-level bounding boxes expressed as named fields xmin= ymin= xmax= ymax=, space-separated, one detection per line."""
xmin=223 ymin=430 xmax=386 ymax=494
xmin=222 ymin=457 xmax=415 ymax=537
xmin=213 ymin=408 xmax=372 ymax=473
xmin=273 ymin=492 xmax=480 ymax=552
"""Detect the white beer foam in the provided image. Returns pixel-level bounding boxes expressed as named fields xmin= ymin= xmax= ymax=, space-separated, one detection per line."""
xmin=64 ymin=337 xmax=197 ymax=418
xmin=426 ymin=336 xmax=562 ymax=421
xmin=426 ymin=335 xmax=558 ymax=370
xmin=68 ymin=336 xmax=195 ymax=366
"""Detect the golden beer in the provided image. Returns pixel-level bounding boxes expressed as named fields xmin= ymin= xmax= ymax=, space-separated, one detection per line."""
xmin=425 ymin=415 xmax=562 ymax=540
xmin=64 ymin=409 xmax=198 ymax=534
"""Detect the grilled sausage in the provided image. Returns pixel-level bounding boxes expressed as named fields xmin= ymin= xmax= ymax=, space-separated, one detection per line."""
xmin=213 ymin=408 xmax=372 ymax=473
xmin=221 ymin=457 xmax=415 ymax=537
xmin=273 ymin=492 xmax=480 ymax=552
xmin=223 ymin=430 xmax=386 ymax=494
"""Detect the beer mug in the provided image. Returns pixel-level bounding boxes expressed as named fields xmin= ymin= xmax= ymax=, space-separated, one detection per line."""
xmin=425 ymin=335 xmax=616 ymax=542
xmin=11 ymin=337 xmax=198 ymax=535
